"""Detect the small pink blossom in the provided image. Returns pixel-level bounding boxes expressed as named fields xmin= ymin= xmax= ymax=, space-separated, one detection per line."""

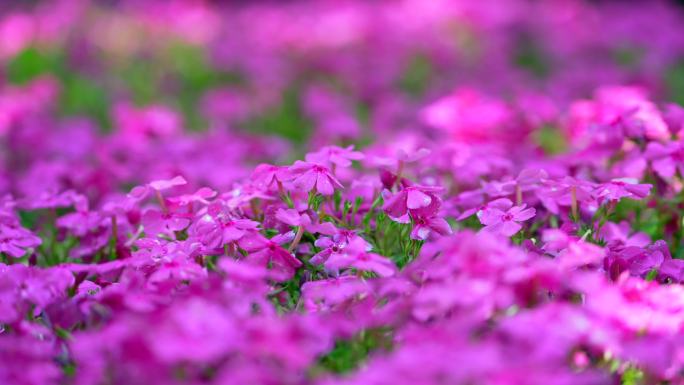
xmin=410 ymin=214 xmax=452 ymax=240
xmin=479 ymin=203 xmax=536 ymax=237
xmin=595 ymin=178 xmax=651 ymax=203
xmin=383 ymin=185 xmax=443 ymax=221
xmin=324 ymin=237 xmax=396 ymax=277
xmin=238 ymin=232 xmax=302 ymax=281
xmin=305 ymin=145 xmax=364 ymax=168
xmin=286 ymin=161 xmax=343 ymax=196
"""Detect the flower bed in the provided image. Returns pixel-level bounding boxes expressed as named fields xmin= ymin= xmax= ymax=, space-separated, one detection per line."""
xmin=2 ymin=1 xmax=684 ymax=384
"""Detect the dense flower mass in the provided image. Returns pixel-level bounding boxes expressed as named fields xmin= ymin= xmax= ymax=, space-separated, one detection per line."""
xmin=4 ymin=0 xmax=684 ymax=384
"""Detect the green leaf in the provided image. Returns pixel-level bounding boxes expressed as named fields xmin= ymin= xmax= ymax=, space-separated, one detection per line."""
xmin=621 ymin=366 xmax=644 ymax=385
xmin=666 ymin=61 xmax=684 ymax=106
xmin=399 ymin=54 xmax=432 ymax=97
xmin=313 ymin=328 xmax=393 ymax=376
xmin=534 ymin=125 xmax=567 ymax=155
xmin=6 ymin=47 xmax=56 ymax=84
xmin=60 ymin=75 xmax=110 ymax=129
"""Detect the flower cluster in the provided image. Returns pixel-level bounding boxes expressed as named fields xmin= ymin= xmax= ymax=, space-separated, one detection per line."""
xmin=2 ymin=1 xmax=684 ymax=385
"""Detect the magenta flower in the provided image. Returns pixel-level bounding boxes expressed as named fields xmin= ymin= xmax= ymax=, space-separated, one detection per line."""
xmin=537 ymin=176 xmax=595 ymax=216
xmin=604 ymin=241 xmax=670 ymax=281
xmin=657 ymin=259 xmax=684 ymax=283
xmin=421 ymin=88 xmax=512 ymax=143
xmin=250 ymin=163 xmax=291 ymax=191
xmin=147 ymin=298 xmax=240 ymax=364
xmin=275 ymin=208 xmax=337 ymax=235
xmin=479 ymin=202 xmax=536 ymax=237
xmin=128 ymin=175 xmax=188 ymax=202
xmin=149 ymin=175 xmax=187 ymax=191
xmin=0 ymin=224 xmax=41 ymax=258
xmin=238 ymin=232 xmax=302 ymax=281
xmin=114 ymin=102 xmax=181 ymax=144
xmin=141 ymin=206 xmax=193 ymax=237
xmin=644 ymin=140 xmax=684 ymax=180
xmin=310 ymin=230 xmax=359 ymax=265
xmin=167 ymin=187 xmax=217 ymax=206
xmin=383 ymin=185 xmax=443 ymax=221
xmin=301 ymin=276 xmax=371 ymax=311
xmin=286 ymin=161 xmax=343 ymax=196
xmin=541 ymin=228 xmax=576 ymax=252
xmin=410 ymin=214 xmax=452 ymax=240
xmin=189 ymin=203 xmax=260 ymax=249
xmin=324 ymin=237 xmax=396 ymax=277
xmin=480 ymin=168 xmax=547 ymax=199
xmin=305 ymin=145 xmax=364 ymax=168
xmin=57 ymin=209 xmax=105 ymax=238
xmin=0 ymin=335 xmax=61 ymax=385
xmin=555 ymin=241 xmax=605 ymax=270
xmin=458 ymin=197 xmax=511 ymax=221
xmin=17 ymin=189 xmax=85 ymax=210
xmin=594 ymin=178 xmax=651 ymax=203
xmin=599 ymin=221 xmax=650 ymax=248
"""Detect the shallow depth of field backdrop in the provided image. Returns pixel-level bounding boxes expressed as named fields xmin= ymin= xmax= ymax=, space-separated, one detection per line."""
xmin=4 ymin=1 xmax=684 ymax=384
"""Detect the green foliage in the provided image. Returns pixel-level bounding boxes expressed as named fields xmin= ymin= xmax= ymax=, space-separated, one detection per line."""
xmin=6 ymin=47 xmax=57 ymax=84
xmin=121 ymin=59 xmax=159 ymax=106
xmin=620 ymin=366 xmax=644 ymax=385
xmin=18 ymin=210 xmax=40 ymax=229
xmin=60 ymin=75 xmax=110 ymax=129
xmin=166 ymin=42 xmax=243 ymax=130
xmin=5 ymin=43 xmax=245 ymax=132
xmin=400 ymin=55 xmax=432 ymax=97
xmin=614 ymin=47 xmax=642 ymax=69
xmin=514 ymin=41 xmax=549 ymax=78
xmin=534 ymin=125 xmax=567 ymax=155
xmin=313 ymin=328 xmax=393 ymax=375
xmin=242 ymin=86 xmax=312 ymax=147
xmin=666 ymin=61 xmax=684 ymax=106
xmin=5 ymin=46 xmax=111 ymax=128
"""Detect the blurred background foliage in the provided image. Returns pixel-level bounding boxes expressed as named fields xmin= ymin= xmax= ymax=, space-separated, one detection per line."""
xmin=2 ymin=0 xmax=684 ymax=149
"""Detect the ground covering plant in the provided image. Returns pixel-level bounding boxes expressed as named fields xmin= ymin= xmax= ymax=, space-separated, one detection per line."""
xmin=3 ymin=1 xmax=684 ymax=384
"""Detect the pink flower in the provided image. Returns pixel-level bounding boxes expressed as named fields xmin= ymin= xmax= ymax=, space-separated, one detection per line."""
xmin=141 ymin=206 xmax=193 ymax=237
xmin=383 ymin=185 xmax=443 ymax=221
xmin=167 ymin=187 xmax=217 ymax=206
xmin=555 ymin=241 xmax=605 ymax=270
xmin=324 ymin=237 xmax=396 ymax=277
xmin=128 ymin=175 xmax=188 ymax=202
xmin=275 ymin=208 xmax=337 ymax=235
xmin=604 ymin=241 xmax=670 ymax=280
xmin=644 ymin=140 xmax=684 ymax=180
xmin=599 ymin=221 xmax=650 ymax=247
xmin=305 ymin=145 xmax=364 ymax=168
xmin=480 ymin=168 xmax=546 ymax=199
xmin=189 ymin=203 xmax=260 ymax=249
xmin=301 ymin=276 xmax=371 ymax=311
xmin=238 ymin=232 xmax=302 ymax=281
xmin=286 ymin=161 xmax=343 ymax=196
xmin=250 ymin=163 xmax=291 ymax=191
xmin=310 ymin=230 xmax=359 ymax=265
xmin=114 ymin=102 xmax=181 ymax=144
xmin=410 ymin=214 xmax=452 ymax=240
xmin=56 ymin=209 xmax=107 ymax=238
xmin=0 ymin=335 xmax=60 ymax=385
xmin=458 ymin=197 xmax=511 ymax=221
xmin=537 ymin=176 xmax=595 ymax=215
xmin=595 ymin=178 xmax=651 ymax=203
xmin=0 ymin=224 xmax=41 ymax=258
xmin=479 ymin=203 xmax=536 ymax=237
xmin=421 ymin=88 xmax=513 ymax=143
xmin=658 ymin=259 xmax=684 ymax=283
